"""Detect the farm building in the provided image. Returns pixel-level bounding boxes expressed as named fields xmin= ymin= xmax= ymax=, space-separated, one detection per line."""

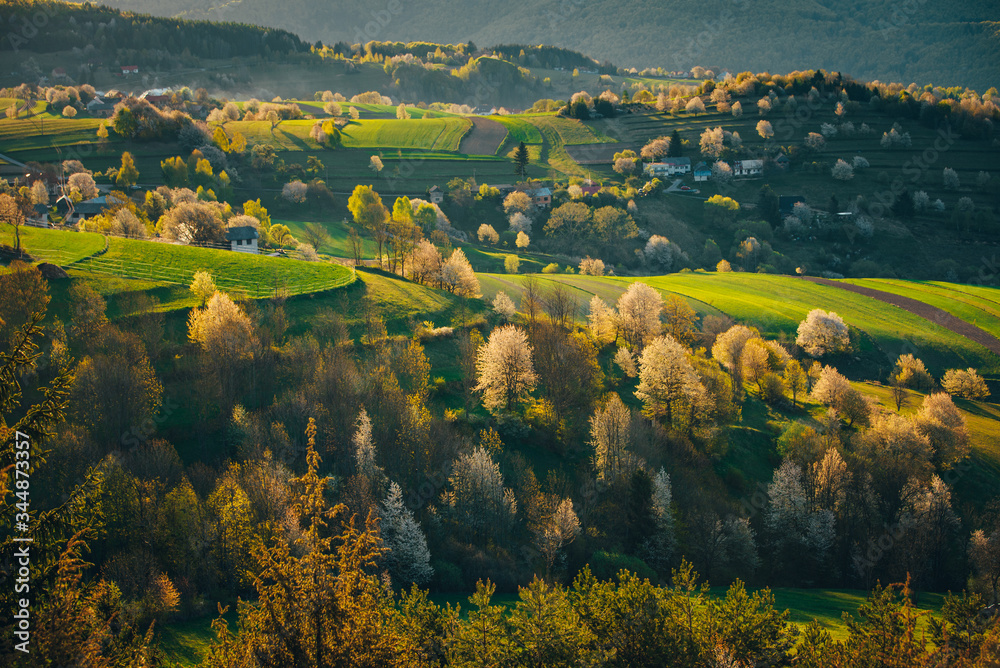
xmin=644 ymin=157 xmax=691 ymax=177
xmin=428 ymin=185 xmax=444 ymax=204
xmin=226 ymin=226 xmax=259 ymax=254
xmin=66 ymin=196 xmax=109 ymax=225
xmin=733 ymin=159 xmax=763 ymax=177
xmin=121 ymin=65 xmax=139 ymax=76
xmin=528 ymin=187 xmax=552 ymax=208
xmin=693 ymin=162 xmax=711 ymax=182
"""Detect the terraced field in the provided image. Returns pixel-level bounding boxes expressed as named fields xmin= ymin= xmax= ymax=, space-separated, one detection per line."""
xmin=229 ymin=117 xmax=472 ymax=151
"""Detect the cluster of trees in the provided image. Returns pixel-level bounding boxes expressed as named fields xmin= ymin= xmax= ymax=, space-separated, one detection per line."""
xmin=3 ymin=263 xmax=999 ymax=665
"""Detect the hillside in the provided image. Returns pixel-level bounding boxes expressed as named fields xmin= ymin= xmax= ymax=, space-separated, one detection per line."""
xmin=98 ymin=0 xmax=1000 ymax=90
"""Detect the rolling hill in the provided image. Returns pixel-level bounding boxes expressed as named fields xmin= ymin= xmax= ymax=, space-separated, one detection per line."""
xmin=97 ymin=0 xmax=1000 ymax=90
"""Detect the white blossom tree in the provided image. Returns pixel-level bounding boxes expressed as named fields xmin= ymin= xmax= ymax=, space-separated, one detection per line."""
xmin=440 ymin=248 xmax=480 ymax=297
xmin=635 ymin=334 xmax=704 ymax=426
xmin=712 ymin=325 xmax=759 ymax=398
xmin=831 ymin=159 xmax=854 ymax=181
xmin=477 ymin=223 xmax=499 ymax=244
xmin=941 ymin=368 xmax=990 ymax=400
xmin=380 ymin=481 xmax=433 ymax=585
xmin=641 ymin=468 xmax=676 ymax=571
xmin=616 ymin=282 xmax=663 ymax=349
xmin=589 ymin=393 xmax=634 ymax=481
xmin=943 ymin=167 xmax=960 ymax=190
xmin=474 ymin=325 xmax=537 ymax=413
xmin=447 ymin=446 xmax=517 ymax=543
xmin=492 ymin=291 xmax=517 ymax=323
xmin=587 ymin=295 xmax=616 ymax=344
xmin=700 ymin=127 xmax=725 ymax=158
xmin=796 ymin=309 xmax=849 ymax=357
xmin=756 ymin=120 xmax=774 ymax=140
xmin=535 ymin=498 xmax=580 ymax=580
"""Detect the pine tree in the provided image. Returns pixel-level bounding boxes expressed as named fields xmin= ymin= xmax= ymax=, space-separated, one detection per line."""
xmin=513 ymin=141 xmax=529 ymax=180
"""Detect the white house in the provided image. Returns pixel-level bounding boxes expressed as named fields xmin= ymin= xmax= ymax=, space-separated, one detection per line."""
xmin=733 ymin=159 xmax=764 ymax=177
xmin=643 ymin=157 xmax=691 ymax=177
xmin=226 ymin=225 xmax=259 ymax=253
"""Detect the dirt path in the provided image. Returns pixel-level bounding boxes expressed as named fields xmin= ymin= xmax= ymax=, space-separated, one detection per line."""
xmin=458 ymin=117 xmax=508 ymax=155
xmin=799 ymin=276 xmax=1000 ymax=356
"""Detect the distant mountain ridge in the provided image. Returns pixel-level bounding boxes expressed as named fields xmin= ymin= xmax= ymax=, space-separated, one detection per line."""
xmin=96 ymin=0 xmax=1000 ymax=90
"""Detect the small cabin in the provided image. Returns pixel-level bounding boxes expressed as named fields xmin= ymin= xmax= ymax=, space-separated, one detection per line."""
xmin=226 ymin=226 xmax=259 ymax=253
xmin=693 ymin=162 xmax=711 ymax=182
xmin=428 ymin=185 xmax=444 ymax=204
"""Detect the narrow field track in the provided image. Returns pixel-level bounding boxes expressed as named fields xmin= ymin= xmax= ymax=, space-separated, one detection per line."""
xmin=458 ymin=117 xmax=508 ymax=155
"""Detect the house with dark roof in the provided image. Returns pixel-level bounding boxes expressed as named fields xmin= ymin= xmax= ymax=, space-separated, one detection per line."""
xmin=428 ymin=185 xmax=444 ymax=204
xmin=66 ymin=195 xmax=108 ymax=225
xmin=226 ymin=225 xmax=259 ymax=253
xmin=693 ymin=162 xmax=711 ymax=182
xmin=31 ymin=203 xmax=49 ymax=224
xmin=775 ymin=153 xmax=790 ymax=171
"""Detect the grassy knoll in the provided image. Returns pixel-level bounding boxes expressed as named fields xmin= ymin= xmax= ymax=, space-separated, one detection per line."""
xmin=9 ymin=226 xmax=354 ymax=299
xmin=843 ymin=279 xmax=1000 ymax=339
xmin=228 ymin=117 xmax=471 ymax=152
xmin=4 ymin=225 xmax=106 ymax=263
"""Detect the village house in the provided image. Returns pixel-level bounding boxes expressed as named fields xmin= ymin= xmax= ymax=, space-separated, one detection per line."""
xmin=733 ymin=159 xmax=764 ymax=178
xmin=528 ymin=187 xmax=552 ymax=208
xmin=63 ymin=195 xmax=108 ymax=225
xmin=226 ymin=225 xmax=259 ymax=253
xmin=428 ymin=185 xmax=444 ymax=204
xmin=643 ymin=157 xmax=691 ymax=177
xmin=121 ymin=65 xmax=139 ymax=76
xmin=775 ymin=153 xmax=790 ymax=171
xmin=693 ymin=162 xmax=711 ymax=182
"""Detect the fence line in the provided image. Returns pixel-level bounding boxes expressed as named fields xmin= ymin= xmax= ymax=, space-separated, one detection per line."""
xmin=29 ymin=248 xmax=355 ymax=299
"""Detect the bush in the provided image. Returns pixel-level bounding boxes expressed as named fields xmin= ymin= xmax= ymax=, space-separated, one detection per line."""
xmin=542 ymin=263 xmax=559 ymax=273
xmin=589 ymin=551 xmax=657 ymax=582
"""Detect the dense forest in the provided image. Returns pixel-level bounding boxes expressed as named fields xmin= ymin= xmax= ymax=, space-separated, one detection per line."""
xmin=99 ymin=0 xmax=1000 ymax=90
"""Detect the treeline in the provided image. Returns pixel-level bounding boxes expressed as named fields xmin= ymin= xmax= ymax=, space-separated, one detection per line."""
xmin=0 ymin=0 xmax=309 ymax=59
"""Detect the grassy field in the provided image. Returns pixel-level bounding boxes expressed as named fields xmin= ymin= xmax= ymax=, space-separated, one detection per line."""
xmin=8 ymin=226 xmax=354 ymax=300
xmin=3 ymin=225 xmax=106 ymax=263
xmin=228 ymin=117 xmax=472 ymax=152
xmin=277 ymin=217 xmax=378 ymax=258
xmin=476 ymin=271 xmax=1000 ymax=377
xmin=843 ymin=279 xmax=1000 ymax=339
xmin=291 ymin=100 xmax=460 ymax=119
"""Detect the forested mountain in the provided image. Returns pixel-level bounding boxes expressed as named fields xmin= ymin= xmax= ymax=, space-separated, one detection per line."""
xmin=97 ymin=0 xmax=1000 ymax=90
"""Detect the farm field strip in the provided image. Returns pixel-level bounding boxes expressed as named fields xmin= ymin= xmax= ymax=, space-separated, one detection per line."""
xmin=843 ymin=279 xmax=1000 ymax=338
